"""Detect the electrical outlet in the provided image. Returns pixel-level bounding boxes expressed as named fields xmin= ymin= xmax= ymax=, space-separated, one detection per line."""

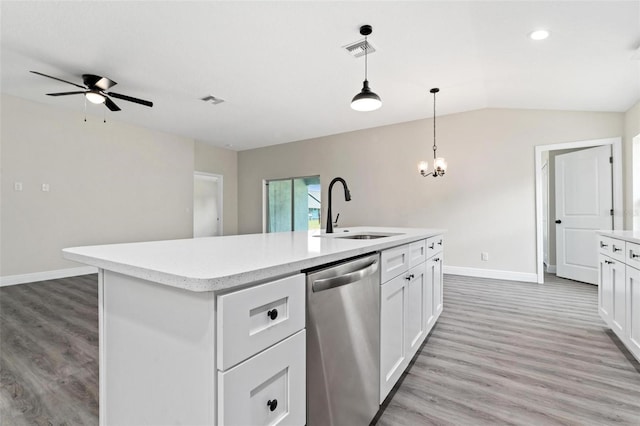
xmin=481 ymin=252 xmax=489 ymax=261
xmin=14 ymin=182 xmax=23 ymax=191
xmin=41 ymin=183 xmax=50 ymax=192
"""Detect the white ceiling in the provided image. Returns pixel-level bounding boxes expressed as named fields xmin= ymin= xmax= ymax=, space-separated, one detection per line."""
xmin=2 ymin=1 xmax=639 ymax=151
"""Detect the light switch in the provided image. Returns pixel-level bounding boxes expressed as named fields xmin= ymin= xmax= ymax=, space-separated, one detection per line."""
xmin=14 ymin=182 xmax=23 ymax=191
xmin=41 ymin=183 xmax=50 ymax=192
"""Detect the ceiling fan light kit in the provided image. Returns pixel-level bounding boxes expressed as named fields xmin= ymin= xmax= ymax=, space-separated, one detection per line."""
xmin=419 ymin=87 xmax=447 ymax=178
xmin=351 ymin=24 xmax=381 ymax=112
xmin=30 ymin=71 xmax=153 ymax=113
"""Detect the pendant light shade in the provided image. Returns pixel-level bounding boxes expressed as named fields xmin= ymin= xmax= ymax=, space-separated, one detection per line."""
xmin=351 ymin=80 xmax=381 ymax=111
xmin=351 ymin=25 xmax=381 ymax=111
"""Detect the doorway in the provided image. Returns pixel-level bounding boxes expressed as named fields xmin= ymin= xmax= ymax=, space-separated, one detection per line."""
xmin=264 ymin=176 xmax=321 ymax=233
xmin=193 ymin=172 xmax=223 ymax=237
xmin=534 ymin=137 xmax=622 ymax=284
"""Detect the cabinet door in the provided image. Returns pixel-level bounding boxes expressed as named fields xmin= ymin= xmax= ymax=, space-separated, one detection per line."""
xmin=424 ymin=258 xmax=435 ymax=332
xmin=380 ymin=275 xmax=407 ymax=403
xmin=218 ymin=330 xmax=305 ymax=426
xmin=598 ymin=253 xmax=613 ymax=323
xmin=406 ymin=263 xmax=427 ymax=359
xmin=433 ymin=255 xmax=444 ymax=318
xmin=610 ymin=260 xmax=626 ymax=336
xmin=626 ymin=266 xmax=640 ymax=361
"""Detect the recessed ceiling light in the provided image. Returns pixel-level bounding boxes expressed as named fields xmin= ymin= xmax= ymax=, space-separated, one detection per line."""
xmin=529 ymin=29 xmax=550 ymax=41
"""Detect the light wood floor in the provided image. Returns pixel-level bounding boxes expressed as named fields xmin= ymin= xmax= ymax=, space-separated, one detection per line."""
xmin=1 ymin=274 xmax=639 ymax=425
xmin=376 ymin=274 xmax=640 ymax=425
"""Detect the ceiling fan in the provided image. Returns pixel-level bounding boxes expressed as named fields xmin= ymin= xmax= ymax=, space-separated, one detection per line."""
xmin=30 ymin=71 xmax=153 ymax=111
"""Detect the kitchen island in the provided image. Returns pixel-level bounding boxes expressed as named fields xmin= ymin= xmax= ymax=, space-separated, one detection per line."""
xmin=63 ymin=226 xmax=445 ymax=425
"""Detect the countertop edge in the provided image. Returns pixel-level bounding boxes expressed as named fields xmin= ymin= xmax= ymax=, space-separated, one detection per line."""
xmin=63 ymin=228 xmax=446 ymax=292
xmin=597 ymin=230 xmax=640 ymax=245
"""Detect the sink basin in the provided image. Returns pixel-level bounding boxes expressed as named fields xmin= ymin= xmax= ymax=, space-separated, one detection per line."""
xmin=336 ymin=234 xmax=391 ymax=240
xmin=314 ymin=231 xmax=404 ymax=239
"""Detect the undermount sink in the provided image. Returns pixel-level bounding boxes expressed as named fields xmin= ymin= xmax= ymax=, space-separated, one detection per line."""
xmin=336 ymin=234 xmax=394 ymax=240
xmin=315 ymin=232 xmax=404 ymax=240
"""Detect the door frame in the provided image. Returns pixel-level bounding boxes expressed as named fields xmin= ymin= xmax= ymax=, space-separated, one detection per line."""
xmin=534 ymin=137 xmax=622 ymax=284
xmin=193 ymin=171 xmax=224 ymax=236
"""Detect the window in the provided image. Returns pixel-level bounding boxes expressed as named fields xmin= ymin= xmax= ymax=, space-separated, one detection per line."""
xmin=265 ymin=176 xmax=321 ymax=233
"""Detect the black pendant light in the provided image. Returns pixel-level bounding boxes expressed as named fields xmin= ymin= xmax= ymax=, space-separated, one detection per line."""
xmin=351 ymin=25 xmax=381 ymax=112
xmin=419 ymin=88 xmax=447 ymax=177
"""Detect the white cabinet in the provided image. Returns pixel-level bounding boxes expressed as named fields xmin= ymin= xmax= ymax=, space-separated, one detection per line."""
xmin=597 ymin=235 xmax=640 ymax=363
xmin=599 ymin=249 xmax=627 ymax=336
xmin=217 ymin=274 xmax=306 ymax=426
xmin=379 ymin=235 xmax=444 ymax=404
xmin=380 ymin=273 xmax=408 ymax=403
xmin=627 ymin=265 xmax=640 ymax=361
xmin=218 ymin=330 xmax=306 ymax=426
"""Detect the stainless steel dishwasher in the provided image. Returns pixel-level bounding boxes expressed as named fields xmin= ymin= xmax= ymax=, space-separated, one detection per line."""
xmin=306 ymin=253 xmax=380 ymax=426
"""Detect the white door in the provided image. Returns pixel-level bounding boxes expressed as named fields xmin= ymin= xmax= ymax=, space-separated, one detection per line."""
xmin=193 ymin=173 xmax=222 ymax=237
xmin=555 ymin=146 xmax=612 ymax=284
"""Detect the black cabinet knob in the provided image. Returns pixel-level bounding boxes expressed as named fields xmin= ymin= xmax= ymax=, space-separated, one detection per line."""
xmin=438 ymin=240 xmax=443 ymax=246
xmin=555 ymin=220 xmax=562 ymax=224
xmin=267 ymin=309 xmax=278 ymax=320
xmin=267 ymin=399 xmax=278 ymax=412
xmin=600 ymin=242 xmax=609 ymax=248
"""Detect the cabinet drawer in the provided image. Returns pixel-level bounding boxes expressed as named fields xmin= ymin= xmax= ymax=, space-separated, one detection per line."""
xmin=381 ymin=244 xmax=410 ymax=283
xmin=408 ymin=240 xmax=426 ymax=267
xmin=426 ymin=235 xmax=444 ymax=258
xmin=628 ymin=242 xmax=640 ymax=270
xmin=218 ymin=330 xmax=306 ymax=426
xmin=217 ymin=274 xmax=305 ymax=370
xmin=598 ymin=236 xmax=625 ymax=262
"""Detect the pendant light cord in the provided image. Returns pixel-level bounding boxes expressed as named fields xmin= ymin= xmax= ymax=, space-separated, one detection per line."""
xmin=432 ymin=89 xmax=437 ymax=160
xmin=364 ymin=36 xmax=368 ymax=81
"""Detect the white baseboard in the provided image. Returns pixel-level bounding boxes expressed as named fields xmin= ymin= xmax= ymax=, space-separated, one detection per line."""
xmin=0 ymin=266 xmax=98 ymax=287
xmin=443 ymin=265 xmax=538 ymax=283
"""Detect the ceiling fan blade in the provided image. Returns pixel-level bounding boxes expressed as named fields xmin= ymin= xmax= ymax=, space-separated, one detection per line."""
xmin=46 ymin=91 xmax=86 ymax=96
xmin=106 ymin=92 xmax=153 ymax=107
xmin=30 ymin=71 xmax=86 ymax=89
xmin=104 ymin=96 xmax=121 ymax=112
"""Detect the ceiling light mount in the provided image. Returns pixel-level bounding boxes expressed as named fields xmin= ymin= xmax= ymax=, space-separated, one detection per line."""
xmin=351 ymin=24 xmax=382 ymax=112
xmin=419 ymin=87 xmax=447 ymax=178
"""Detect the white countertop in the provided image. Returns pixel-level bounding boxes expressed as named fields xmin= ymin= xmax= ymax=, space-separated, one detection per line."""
xmin=63 ymin=227 xmax=445 ymax=292
xmin=597 ymin=230 xmax=640 ymax=244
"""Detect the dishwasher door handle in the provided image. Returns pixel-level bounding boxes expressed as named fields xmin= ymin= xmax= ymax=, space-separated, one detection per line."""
xmin=312 ymin=260 xmax=379 ymax=293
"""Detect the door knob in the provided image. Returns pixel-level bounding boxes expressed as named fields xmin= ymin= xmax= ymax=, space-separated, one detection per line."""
xmin=555 ymin=220 xmax=562 ymax=224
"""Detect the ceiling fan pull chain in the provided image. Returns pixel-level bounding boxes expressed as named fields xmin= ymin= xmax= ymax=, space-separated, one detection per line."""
xmin=84 ymin=95 xmax=87 ymax=122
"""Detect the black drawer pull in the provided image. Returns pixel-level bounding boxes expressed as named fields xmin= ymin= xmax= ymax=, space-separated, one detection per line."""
xmin=631 ymin=252 xmax=640 ymax=259
xmin=267 ymin=309 xmax=278 ymax=321
xmin=604 ymin=260 xmax=614 ymax=265
xmin=438 ymin=240 xmax=443 ymax=246
xmin=600 ymin=242 xmax=608 ymax=248
xmin=429 ymin=243 xmax=435 ymax=249
xmin=613 ymin=245 xmax=622 ymax=252
xmin=267 ymin=399 xmax=278 ymax=412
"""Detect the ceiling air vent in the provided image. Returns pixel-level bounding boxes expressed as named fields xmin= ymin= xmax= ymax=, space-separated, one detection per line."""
xmin=201 ymin=95 xmax=224 ymax=105
xmin=343 ymin=39 xmax=376 ymax=58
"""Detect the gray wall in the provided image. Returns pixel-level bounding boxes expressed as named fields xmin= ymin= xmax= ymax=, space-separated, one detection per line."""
xmin=238 ymin=108 xmax=624 ymax=277
xmin=1 ymin=95 xmax=238 ymax=277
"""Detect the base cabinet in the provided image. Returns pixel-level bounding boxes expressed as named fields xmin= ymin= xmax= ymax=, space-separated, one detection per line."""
xmin=379 ymin=236 xmax=444 ymax=404
xmin=597 ymin=234 xmax=640 ymax=363
xmin=627 ymin=265 xmax=640 ymax=360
